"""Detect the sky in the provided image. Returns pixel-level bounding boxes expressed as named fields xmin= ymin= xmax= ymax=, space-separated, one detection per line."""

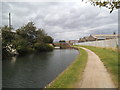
xmin=1 ymin=0 xmax=118 ymax=41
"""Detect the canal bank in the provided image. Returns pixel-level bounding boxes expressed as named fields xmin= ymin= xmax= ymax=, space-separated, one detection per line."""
xmin=46 ymin=47 xmax=88 ymax=88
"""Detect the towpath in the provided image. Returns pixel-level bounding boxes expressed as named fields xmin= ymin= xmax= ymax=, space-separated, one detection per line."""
xmin=78 ymin=47 xmax=115 ymax=88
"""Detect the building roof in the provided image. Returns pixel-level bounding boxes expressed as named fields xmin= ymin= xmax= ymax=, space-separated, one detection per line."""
xmin=92 ymin=34 xmax=118 ymax=37
xmin=91 ymin=34 xmax=118 ymax=39
xmin=79 ymin=34 xmax=119 ymax=42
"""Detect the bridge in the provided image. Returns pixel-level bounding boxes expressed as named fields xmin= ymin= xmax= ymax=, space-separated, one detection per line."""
xmin=53 ymin=42 xmax=72 ymax=49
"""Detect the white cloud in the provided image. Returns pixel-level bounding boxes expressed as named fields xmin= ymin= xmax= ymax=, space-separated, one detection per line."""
xmin=1 ymin=2 xmax=118 ymax=41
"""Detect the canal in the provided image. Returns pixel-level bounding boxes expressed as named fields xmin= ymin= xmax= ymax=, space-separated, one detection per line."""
xmin=2 ymin=49 xmax=78 ymax=88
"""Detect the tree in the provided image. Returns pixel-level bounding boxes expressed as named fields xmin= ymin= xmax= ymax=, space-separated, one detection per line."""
xmin=43 ymin=36 xmax=53 ymax=43
xmin=2 ymin=21 xmax=54 ymax=58
xmin=13 ymin=35 xmax=33 ymax=55
xmin=16 ymin=22 xmax=37 ymax=48
xmin=35 ymin=29 xmax=46 ymax=43
xmin=1 ymin=25 xmax=15 ymax=58
xmin=59 ymin=40 xmax=66 ymax=43
xmin=15 ymin=22 xmax=54 ymax=54
xmin=84 ymin=0 xmax=120 ymax=13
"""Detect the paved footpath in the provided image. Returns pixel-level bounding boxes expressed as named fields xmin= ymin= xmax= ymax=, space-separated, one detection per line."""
xmin=78 ymin=47 xmax=115 ymax=88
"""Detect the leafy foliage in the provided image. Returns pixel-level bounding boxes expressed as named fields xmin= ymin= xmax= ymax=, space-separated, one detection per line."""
xmin=2 ymin=22 xmax=54 ymax=58
xmin=1 ymin=26 xmax=15 ymax=58
xmin=43 ymin=36 xmax=53 ymax=43
xmin=34 ymin=43 xmax=53 ymax=51
xmin=59 ymin=40 xmax=66 ymax=42
xmin=86 ymin=0 xmax=120 ymax=13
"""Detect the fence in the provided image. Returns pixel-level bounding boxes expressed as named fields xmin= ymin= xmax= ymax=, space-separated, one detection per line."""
xmin=74 ymin=38 xmax=119 ymax=48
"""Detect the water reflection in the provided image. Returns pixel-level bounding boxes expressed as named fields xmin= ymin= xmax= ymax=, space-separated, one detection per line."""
xmin=3 ymin=49 xmax=78 ymax=88
xmin=11 ymin=57 xmax=17 ymax=64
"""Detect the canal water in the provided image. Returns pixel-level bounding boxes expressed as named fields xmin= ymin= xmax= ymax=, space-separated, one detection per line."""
xmin=2 ymin=49 xmax=78 ymax=88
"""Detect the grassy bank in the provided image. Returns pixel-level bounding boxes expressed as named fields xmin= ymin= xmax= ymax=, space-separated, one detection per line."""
xmin=78 ymin=45 xmax=119 ymax=87
xmin=46 ymin=48 xmax=88 ymax=88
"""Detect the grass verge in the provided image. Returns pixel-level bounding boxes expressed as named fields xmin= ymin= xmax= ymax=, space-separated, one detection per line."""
xmin=46 ymin=48 xmax=88 ymax=88
xmin=78 ymin=45 xmax=119 ymax=87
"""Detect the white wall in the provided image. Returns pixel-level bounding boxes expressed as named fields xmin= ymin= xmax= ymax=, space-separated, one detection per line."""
xmin=74 ymin=39 xmax=119 ymax=48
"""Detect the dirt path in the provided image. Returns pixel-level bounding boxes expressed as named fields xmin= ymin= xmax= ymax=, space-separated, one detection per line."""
xmin=78 ymin=47 xmax=115 ymax=88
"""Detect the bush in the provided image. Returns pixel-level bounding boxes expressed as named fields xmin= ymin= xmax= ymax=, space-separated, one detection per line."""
xmin=45 ymin=44 xmax=54 ymax=51
xmin=15 ymin=38 xmax=33 ymax=55
xmin=34 ymin=43 xmax=54 ymax=52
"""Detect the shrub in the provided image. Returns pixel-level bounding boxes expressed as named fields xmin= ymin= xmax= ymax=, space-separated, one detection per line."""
xmin=34 ymin=43 xmax=54 ymax=52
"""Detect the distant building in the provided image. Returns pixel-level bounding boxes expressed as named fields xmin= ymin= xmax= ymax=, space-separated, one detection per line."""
xmin=92 ymin=34 xmax=118 ymax=40
xmin=87 ymin=35 xmax=97 ymax=41
xmin=79 ymin=37 xmax=86 ymax=42
xmin=79 ymin=34 xmax=118 ymax=43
